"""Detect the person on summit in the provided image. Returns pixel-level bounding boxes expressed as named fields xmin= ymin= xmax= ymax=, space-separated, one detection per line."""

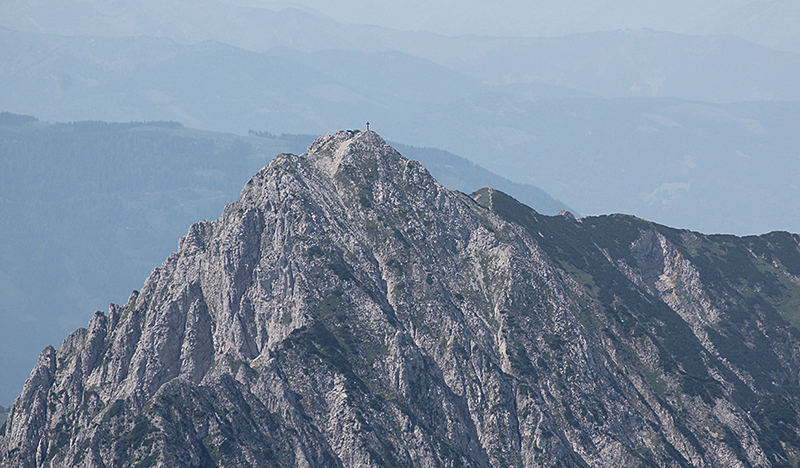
xmin=366 ymin=121 xmax=370 ymax=131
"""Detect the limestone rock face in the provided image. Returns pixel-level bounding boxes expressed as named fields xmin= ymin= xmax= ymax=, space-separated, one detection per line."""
xmin=3 ymin=130 xmax=800 ymax=467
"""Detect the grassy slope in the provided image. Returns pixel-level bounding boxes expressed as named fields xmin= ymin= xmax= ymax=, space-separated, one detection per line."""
xmin=474 ymin=187 xmax=800 ymax=467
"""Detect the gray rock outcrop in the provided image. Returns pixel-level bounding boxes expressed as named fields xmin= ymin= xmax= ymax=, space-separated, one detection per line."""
xmin=2 ymin=130 xmax=800 ymax=467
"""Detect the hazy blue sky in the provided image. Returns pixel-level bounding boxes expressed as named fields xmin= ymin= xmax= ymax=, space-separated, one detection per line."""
xmin=2 ymin=0 xmax=799 ymax=51
xmin=252 ymin=0 xmax=798 ymax=50
xmin=257 ymin=0 xmax=742 ymax=33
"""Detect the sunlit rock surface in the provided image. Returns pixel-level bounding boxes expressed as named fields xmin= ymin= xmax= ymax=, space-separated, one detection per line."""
xmin=3 ymin=130 xmax=800 ymax=467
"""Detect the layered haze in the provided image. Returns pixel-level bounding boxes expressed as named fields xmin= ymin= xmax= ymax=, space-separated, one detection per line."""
xmin=2 ymin=0 xmax=799 ymax=53
xmin=1 ymin=0 xmax=799 ymax=409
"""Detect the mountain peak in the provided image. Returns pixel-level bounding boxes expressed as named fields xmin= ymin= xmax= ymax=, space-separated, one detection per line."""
xmin=233 ymin=128 xmax=440 ymax=226
xmin=3 ymin=135 xmax=800 ymax=467
xmin=306 ymin=129 xmax=398 ymax=177
xmin=308 ymin=129 xmax=385 ymax=155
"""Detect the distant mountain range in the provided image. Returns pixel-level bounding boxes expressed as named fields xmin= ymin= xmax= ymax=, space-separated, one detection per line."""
xmin=2 ymin=0 xmax=799 ymax=53
xmin=4 ymin=21 xmax=800 ymax=103
xmin=2 ymin=26 xmax=799 ymax=236
xmin=263 ymin=0 xmax=800 ymax=54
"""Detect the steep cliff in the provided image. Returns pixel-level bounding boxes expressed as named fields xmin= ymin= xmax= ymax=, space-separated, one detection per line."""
xmin=2 ymin=130 xmax=800 ymax=467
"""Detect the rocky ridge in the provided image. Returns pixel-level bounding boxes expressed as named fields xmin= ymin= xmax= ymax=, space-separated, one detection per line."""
xmin=2 ymin=130 xmax=800 ymax=467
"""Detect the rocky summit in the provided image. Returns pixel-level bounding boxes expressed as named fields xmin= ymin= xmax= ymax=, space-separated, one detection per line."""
xmin=3 ymin=130 xmax=800 ymax=467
